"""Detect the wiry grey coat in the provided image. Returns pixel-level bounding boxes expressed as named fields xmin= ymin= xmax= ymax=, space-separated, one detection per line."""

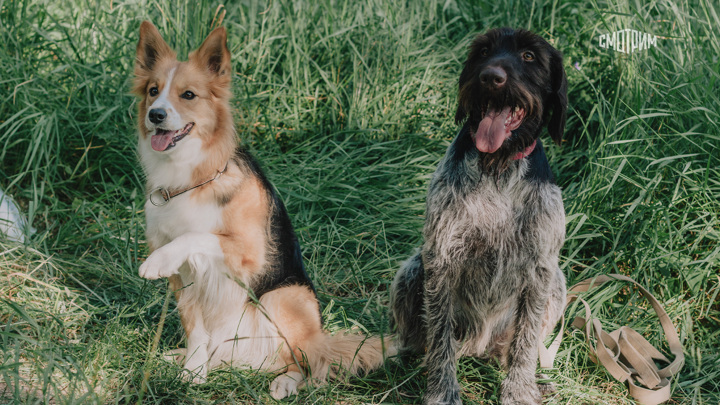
xmin=390 ymin=28 xmax=568 ymax=405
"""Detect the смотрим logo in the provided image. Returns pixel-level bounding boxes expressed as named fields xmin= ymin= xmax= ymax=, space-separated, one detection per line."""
xmin=598 ymin=29 xmax=658 ymax=54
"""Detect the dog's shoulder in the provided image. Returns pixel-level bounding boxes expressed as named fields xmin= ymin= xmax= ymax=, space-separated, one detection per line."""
xmin=445 ymin=123 xmax=476 ymax=166
xmin=523 ymin=139 xmax=556 ymax=185
xmin=430 ymin=123 xmax=479 ymax=187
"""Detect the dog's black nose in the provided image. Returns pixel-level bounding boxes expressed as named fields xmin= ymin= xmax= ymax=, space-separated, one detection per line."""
xmin=148 ymin=108 xmax=167 ymax=124
xmin=480 ymin=66 xmax=507 ymax=89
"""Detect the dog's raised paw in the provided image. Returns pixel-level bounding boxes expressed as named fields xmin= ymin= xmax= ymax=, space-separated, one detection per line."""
xmin=270 ymin=371 xmax=304 ymax=400
xmin=139 ymin=247 xmax=182 ymax=279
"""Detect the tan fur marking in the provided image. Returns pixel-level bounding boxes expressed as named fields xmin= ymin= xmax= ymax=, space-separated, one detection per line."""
xmin=190 ymin=104 xmax=235 ymax=185
xmin=134 ymin=21 xmax=177 ymax=140
xmin=135 ymin=58 xmax=181 ymax=140
xmin=216 ymin=172 xmax=269 ymax=277
xmin=261 ymin=286 xmax=323 ymax=368
xmin=168 ymin=274 xmax=183 ymax=299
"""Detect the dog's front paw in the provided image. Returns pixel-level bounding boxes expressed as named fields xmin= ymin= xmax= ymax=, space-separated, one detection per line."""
xmin=536 ymin=373 xmax=556 ymax=396
xmin=269 ymin=371 xmax=304 ymax=400
xmin=424 ymin=385 xmax=461 ymax=405
xmin=163 ymin=348 xmax=186 ymax=366
xmin=180 ymin=367 xmax=207 ymax=384
xmin=139 ymin=248 xmax=183 ymax=279
xmin=501 ymin=377 xmax=541 ymax=405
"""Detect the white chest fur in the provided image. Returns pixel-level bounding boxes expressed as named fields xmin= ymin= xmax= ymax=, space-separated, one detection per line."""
xmin=144 ymin=192 xmax=223 ymax=248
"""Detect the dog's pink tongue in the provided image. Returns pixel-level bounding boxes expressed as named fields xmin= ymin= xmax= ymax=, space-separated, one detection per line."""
xmin=151 ymin=133 xmax=173 ymax=151
xmin=473 ymin=107 xmax=512 ymax=153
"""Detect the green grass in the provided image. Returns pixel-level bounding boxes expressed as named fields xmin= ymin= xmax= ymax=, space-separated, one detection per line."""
xmin=1 ymin=0 xmax=718 ymax=403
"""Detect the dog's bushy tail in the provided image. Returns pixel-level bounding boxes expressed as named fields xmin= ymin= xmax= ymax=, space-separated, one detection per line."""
xmin=305 ymin=331 xmax=397 ymax=381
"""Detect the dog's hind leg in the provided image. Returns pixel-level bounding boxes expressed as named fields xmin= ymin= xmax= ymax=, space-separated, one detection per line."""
xmin=422 ymin=259 xmax=461 ymax=405
xmin=389 ymin=252 xmax=426 ymax=354
xmin=264 ymin=284 xmax=394 ymax=399
xmin=163 ymin=276 xmax=188 ymax=366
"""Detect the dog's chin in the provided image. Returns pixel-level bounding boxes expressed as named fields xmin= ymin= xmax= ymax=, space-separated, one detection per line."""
xmin=149 ymin=122 xmax=195 ymax=152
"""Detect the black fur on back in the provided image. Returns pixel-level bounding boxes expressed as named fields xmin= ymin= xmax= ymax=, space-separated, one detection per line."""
xmin=232 ymin=147 xmax=316 ymax=300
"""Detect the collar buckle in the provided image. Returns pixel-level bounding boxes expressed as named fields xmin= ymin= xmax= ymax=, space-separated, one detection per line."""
xmin=149 ymin=187 xmax=171 ymax=206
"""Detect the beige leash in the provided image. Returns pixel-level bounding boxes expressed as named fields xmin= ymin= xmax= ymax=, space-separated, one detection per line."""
xmin=539 ymin=274 xmax=685 ymax=405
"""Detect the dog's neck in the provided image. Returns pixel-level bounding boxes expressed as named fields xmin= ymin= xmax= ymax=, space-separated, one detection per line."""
xmin=147 ymin=162 xmax=229 ymax=206
xmin=191 ymin=141 xmax=234 ymax=185
xmin=511 ymin=139 xmax=537 ymax=160
xmin=140 ymin=129 xmax=236 ymax=191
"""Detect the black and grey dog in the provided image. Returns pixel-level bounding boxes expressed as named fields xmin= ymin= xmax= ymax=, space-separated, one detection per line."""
xmin=390 ymin=28 xmax=568 ymax=405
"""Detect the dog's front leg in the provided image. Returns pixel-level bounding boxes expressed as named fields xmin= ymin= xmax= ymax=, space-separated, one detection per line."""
xmin=139 ymin=232 xmax=224 ymax=280
xmin=423 ymin=262 xmax=461 ymax=405
xmin=501 ymin=272 xmax=551 ymax=405
xmin=140 ymin=233 xmax=225 ymax=382
xmin=165 ymin=275 xmax=211 ymax=383
xmin=390 ymin=252 xmax=427 ymax=354
xmin=179 ymin=302 xmax=210 ymax=383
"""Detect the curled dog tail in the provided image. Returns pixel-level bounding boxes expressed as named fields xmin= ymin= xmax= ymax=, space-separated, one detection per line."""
xmin=305 ymin=331 xmax=397 ymax=381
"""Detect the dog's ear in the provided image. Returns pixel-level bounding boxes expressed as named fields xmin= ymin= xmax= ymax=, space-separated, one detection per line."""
xmin=134 ymin=21 xmax=174 ymax=95
xmin=454 ymin=58 xmax=472 ymax=124
xmin=547 ymin=49 xmax=567 ymax=145
xmin=455 ymin=34 xmax=487 ymax=124
xmin=191 ymin=27 xmax=231 ymax=79
xmin=135 ymin=21 xmax=173 ymax=74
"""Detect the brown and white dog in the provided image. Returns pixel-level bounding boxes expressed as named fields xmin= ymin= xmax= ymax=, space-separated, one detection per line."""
xmin=133 ymin=21 xmax=392 ymax=399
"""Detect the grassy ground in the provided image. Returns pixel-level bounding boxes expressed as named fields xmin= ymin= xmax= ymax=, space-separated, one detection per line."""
xmin=1 ymin=0 xmax=718 ymax=403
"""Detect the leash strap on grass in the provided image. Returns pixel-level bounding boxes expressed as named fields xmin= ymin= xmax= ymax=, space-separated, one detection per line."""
xmin=539 ymin=274 xmax=685 ymax=405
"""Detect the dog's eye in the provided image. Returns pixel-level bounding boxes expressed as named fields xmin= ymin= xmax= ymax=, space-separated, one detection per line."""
xmin=181 ymin=91 xmax=196 ymax=100
xmin=480 ymin=48 xmax=489 ymax=57
xmin=522 ymin=51 xmax=535 ymax=61
xmin=149 ymin=87 xmax=159 ymax=97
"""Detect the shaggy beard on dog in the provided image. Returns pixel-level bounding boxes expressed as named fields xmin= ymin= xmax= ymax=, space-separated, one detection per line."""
xmin=455 ymin=29 xmax=566 ymax=172
xmin=390 ymin=27 xmax=568 ymax=405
